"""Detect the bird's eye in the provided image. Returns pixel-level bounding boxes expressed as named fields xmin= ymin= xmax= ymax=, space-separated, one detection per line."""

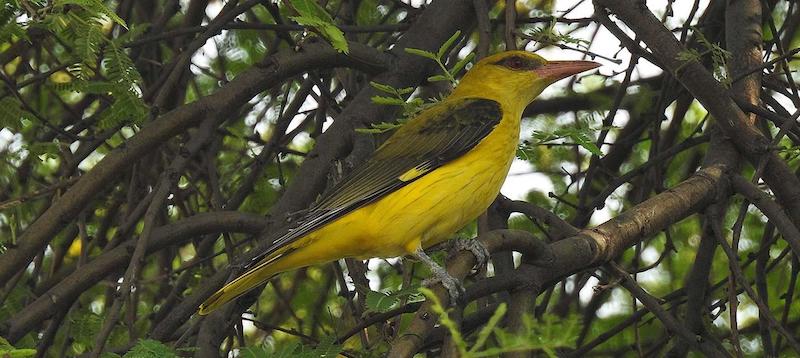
xmin=504 ymin=57 xmax=525 ymax=69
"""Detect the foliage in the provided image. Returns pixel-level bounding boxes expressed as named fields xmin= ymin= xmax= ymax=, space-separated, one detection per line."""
xmin=366 ymin=81 xmax=423 ymax=120
xmin=418 ymin=288 xmax=579 ymax=357
xmin=359 ymin=30 xmax=474 ymax=133
xmin=364 ymin=287 xmax=422 ymax=313
xmin=676 ymin=26 xmax=732 ymax=86
xmin=523 ymin=113 xmax=608 ymax=157
xmin=286 ymin=0 xmax=348 ymax=53
xmin=404 ymin=30 xmax=476 ymax=86
xmin=524 ymin=19 xmax=589 ymax=48
xmin=237 ymin=336 xmax=341 ymax=358
xmin=0 ymin=336 xmax=36 ymax=358
xmin=121 ymin=339 xmax=182 ymax=358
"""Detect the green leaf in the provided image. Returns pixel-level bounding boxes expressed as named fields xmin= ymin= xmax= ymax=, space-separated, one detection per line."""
xmin=525 ymin=20 xmax=589 ymax=49
xmin=450 ymin=53 xmax=475 ymax=76
xmin=676 ymin=48 xmax=701 ymax=62
xmin=74 ymin=25 xmax=103 ymax=64
xmin=355 ymin=0 xmax=381 ymax=26
xmin=355 ymin=121 xmax=403 ymax=134
xmin=271 ymin=342 xmax=302 ymax=358
xmin=0 ymin=336 xmax=36 ymax=358
xmin=98 ymin=90 xmax=148 ymax=128
xmin=0 ymin=97 xmax=31 ymax=131
xmin=427 ymin=74 xmax=449 ymax=82
xmin=303 ymin=336 xmax=341 ymax=358
xmin=316 ymin=24 xmax=349 ymax=54
xmin=0 ymin=348 xmax=37 ymax=358
xmin=57 ymin=0 xmax=128 ymax=28
xmin=370 ymin=96 xmax=405 ymax=106
xmin=67 ymin=62 xmax=96 ymax=80
xmin=568 ymin=132 xmax=603 ymax=156
xmin=123 ymin=339 xmax=180 ymax=358
xmin=27 ymin=142 xmax=60 ymax=162
xmin=469 ymin=303 xmax=507 ymax=354
xmin=0 ymin=21 xmax=28 ymax=43
xmin=248 ymin=335 xmax=341 ymax=358
xmin=238 ymin=345 xmax=272 ymax=358
xmin=289 ymin=0 xmax=334 ymax=22
xmin=365 ymin=290 xmax=399 ymax=312
xmin=369 ymin=81 xmax=399 ymax=94
xmin=437 ymin=30 xmax=461 ymax=59
xmin=54 ymin=81 xmax=118 ymax=94
xmin=475 ymin=313 xmax=579 ymax=357
xmin=407 ymin=98 xmax=425 ymax=107
xmin=105 ymin=41 xmax=143 ymax=87
xmin=70 ymin=312 xmax=102 ymax=349
xmin=396 ymin=87 xmax=415 ymax=95
xmin=287 ymin=0 xmax=348 ymax=53
xmin=404 ymin=47 xmax=438 ymax=60
xmin=113 ymin=23 xmax=150 ymax=44
xmin=289 ymin=15 xmax=348 ymax=53
xmin=419 ymin=288 xmax=467 ymax=355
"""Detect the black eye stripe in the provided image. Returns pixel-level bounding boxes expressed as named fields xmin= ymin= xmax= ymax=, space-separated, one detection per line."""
xmin=494 ymin=56 xmax=541 ymax=70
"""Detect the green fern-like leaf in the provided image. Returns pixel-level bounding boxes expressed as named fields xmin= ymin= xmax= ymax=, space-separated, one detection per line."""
xmin=69 ymin=312 xmax=102 ymax=349
xmin=0 ymin=97 xmax=32 ymax=131
xmin=123 ymin=339 xmax=180 ymax=358
xmin=98 ymin=90 xmax=148 ymax=128
xmin=56 ymin=0 xmax=127 ymax=28
xmin=105 ymin=42 xmax=143 ymax=88
xmin=0 ymin=21 xmax=27 ymax=43
xmin=0 ymin=3 xmax=27 ymax=43
xmin=66 ymin=62 xmax=96 ymax=80
xmin=287 ymin=0 xmax=348 ymax=53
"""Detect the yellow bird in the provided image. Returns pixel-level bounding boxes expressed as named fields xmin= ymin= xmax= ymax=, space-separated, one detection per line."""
xmin=199 ymin=51 xmax=599 ymax=315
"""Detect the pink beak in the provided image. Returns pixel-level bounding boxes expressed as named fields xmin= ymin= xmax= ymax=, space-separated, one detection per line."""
xmin=535 ymin=60 xmax=601 ymax=81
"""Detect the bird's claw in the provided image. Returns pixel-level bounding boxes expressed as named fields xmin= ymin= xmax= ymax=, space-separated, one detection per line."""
xmin=450 ymin=238 xmax=490 ymax=271
xmin=422 ymin=272 xmax=465 ymax=306
xmin=412 ymin=247 xmax=466 ymax=305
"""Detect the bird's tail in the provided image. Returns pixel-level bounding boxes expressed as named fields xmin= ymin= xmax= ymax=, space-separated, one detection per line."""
xmin=198 ymin=255 xmax=281 ymax=315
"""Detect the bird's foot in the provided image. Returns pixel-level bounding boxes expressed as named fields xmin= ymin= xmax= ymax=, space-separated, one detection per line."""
xmin=422 ymin=269 xmax=465 ymax=306
xmin=413 ymin=248 xmax=465 ymax=305
xmin=449 ymin=238 xmax=490 ymax=272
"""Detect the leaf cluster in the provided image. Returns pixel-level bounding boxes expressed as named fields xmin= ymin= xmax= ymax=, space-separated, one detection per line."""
xmin=359 ymin=31 xmax=475 ymax=133
xmin=285 ymin=0 xmax=348 ymax=53
xmin=524 ymin=20 xmax=589 ymax=48
xmin=364 ymin=287 xmax=423 ymax=313
xmin=404 ymin=30 xmax=475 ymax=86
xmin=676 ymin=26 xmax=732 ymax=86
xmin=237 ymin=336 xmax=342 ymax=358
xmin=418 ymin=288 xmax=579 ymax=357
xmin=524 ymin=114 xmax=607 ymax=157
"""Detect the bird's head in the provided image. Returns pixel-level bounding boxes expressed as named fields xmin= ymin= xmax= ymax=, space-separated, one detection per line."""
xmin=453 ymin=51 xmax=600 ymax=111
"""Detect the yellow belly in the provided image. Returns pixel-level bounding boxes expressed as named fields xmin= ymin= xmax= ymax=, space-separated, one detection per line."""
xmin=262 ymin=114 xmax=520 ymax=275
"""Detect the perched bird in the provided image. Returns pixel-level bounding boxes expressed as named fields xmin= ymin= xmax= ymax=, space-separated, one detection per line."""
xmin=199 ymin=51 xmax=599 ymax=315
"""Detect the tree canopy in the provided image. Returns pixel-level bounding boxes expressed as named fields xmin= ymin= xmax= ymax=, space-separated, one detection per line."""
xmin=1 ymin=0 xmax=799 ymax=357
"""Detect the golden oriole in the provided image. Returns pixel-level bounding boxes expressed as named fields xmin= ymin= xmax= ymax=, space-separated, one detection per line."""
xmin=199 ymin=51 xmax=599 ymax=314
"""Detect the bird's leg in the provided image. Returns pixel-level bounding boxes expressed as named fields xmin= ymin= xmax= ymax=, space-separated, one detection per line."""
xmin=449 ymin=238 xmax=490 ymax=272
xmin=412 ymin=247 xmax=465 ymax=304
